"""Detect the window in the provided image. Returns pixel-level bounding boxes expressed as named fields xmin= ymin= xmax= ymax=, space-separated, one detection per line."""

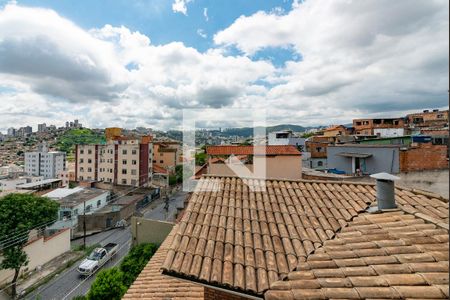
xmin=97 ymin=200 xmax=101 ymax=207
xmin=122 ymin=169 xmax=127 ymax=175
xmin=80 ymin=167 xmax=84 ymax=172
xmin=121 ymin=179 xmax=127 ymax=185
xmin=80 ymin=158 xmax=84 ymax=163
xmin=132 ymin=160 xmax=137 ymax=165
xmin=153 ymin=160 xmax=156 ymax=163
xmin=88 ymin=149 xmax=92 ymax=154
xmin=131 ymin=169 xmax=137 ymax=175
xmin=160 ymin=160 xmax=164 ymax=163
xmin=318 ymin=161 xmax=324 ymax=167
xmin=80 ymin=149 xmax=84 ymax=154
xmin=88 ymin=159 xmax=92 ymax=164
xmin=131 ymin=179 xmax=137 ymax=186
xmin=122 ymin=160 xmax=127 ymax=165
xmin=316 ymin=147 xmax=323 ymax=153
xmin=122 ymin=149 xmax=127 ymax=155
xmin=132 ymin=150 xmax=137 ymax=155
xmin=88 ymin=167 xmax=92 ymax=172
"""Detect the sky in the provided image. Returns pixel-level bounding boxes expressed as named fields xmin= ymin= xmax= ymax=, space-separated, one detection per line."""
xmin=0 ymin=0 xmax=448 ymax=132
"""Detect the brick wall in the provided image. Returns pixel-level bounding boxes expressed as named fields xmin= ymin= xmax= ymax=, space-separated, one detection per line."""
xmin=204 ymin=288 xmax=249 ymax=300
xmin=400 ymin=143 xmax=449 ymax=172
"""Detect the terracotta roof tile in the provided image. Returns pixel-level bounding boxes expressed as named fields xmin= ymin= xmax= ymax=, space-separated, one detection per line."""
xmin=161 ymin=177 xmax=378 ymax=297
xmin=265 ymin=209 xmax=449 ymax=300
xmin=123 ymin=226 xmax=204 ymax=300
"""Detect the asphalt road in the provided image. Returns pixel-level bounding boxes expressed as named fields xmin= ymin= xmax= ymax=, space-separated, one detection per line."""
xmin=143 ymin=190 xmax=187 ymax=222
xmin=25 ymin=228 xmax=132 ymax=300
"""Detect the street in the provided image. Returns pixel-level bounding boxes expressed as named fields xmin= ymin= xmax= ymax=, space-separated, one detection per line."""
xmin=23 ymin=189 xmax=188 ymax=300
xmin=25 ymin=228 xmax=131 ymax=300
xmin=143 ymin=190 xmax=187 ymax=222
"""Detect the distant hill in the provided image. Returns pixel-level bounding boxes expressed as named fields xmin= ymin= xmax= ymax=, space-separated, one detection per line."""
xmin=56 ymin=128 xmax=105 ymax=155
xmin=221 ymin=124 xmax=312 ymax=137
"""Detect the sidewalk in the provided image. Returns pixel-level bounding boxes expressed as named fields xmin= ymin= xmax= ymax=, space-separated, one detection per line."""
xmin=16 ymin=251 xmax=83 ymax=298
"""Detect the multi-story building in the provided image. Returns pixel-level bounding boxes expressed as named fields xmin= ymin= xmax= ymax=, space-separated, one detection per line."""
xmin=406 ymin=109 xmax=449 ymax=128
xmin=75 ymin=133 xmax=153 ymax=187
xmin=267 ymin=130 xmax=305 ymax=151
xmin=353 ymin=117 xmax=405 ymax=136
xmin=153 ymin=141 xmax=182 ymax=174
xmin=38 ymin=123 xmax=47 ymax=132
xmin=7 ymin=127 xmax=16 ymax=137
xmin=24 ymin=144 xmax=66 ymax=179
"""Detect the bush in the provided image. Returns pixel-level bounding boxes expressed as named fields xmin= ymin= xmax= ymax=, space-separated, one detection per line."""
xmin=120 ymin=243 xmax=158 ymax=286
xmin=87 ymin=268 xmax=127 ymax=300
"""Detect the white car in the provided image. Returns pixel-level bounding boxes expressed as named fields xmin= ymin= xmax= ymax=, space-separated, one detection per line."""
xmin=77 ymin=243 xmax=118 ymax=276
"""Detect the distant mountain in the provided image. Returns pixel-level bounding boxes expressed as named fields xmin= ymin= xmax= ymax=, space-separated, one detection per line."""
xmin=221 ymin=124 xmax=314 ymax=137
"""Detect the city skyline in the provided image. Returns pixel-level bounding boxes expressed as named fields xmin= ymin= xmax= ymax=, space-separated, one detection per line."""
xmin=0 ymin=0 xmax=449 ymax=130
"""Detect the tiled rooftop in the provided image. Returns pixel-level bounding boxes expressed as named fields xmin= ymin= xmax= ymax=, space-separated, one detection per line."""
xmin=160 ymin=176 xmax=449 ymax=298
xmin=124 ymin=225 xmax=204 ymax=300
xmin=265 ymin=211 xmax=449 ymax=300
xmin=206 ymin=145 xmax=301 ymax=156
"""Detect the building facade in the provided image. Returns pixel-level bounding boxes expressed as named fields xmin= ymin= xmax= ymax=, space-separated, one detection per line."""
xmin=268 ymin=130 xmax=305 ymax=151
xmin=24 ymin=144 xmax=66 ymax=179
xmin=353 ymin=118 xmax=405 ymax=135
xmin=75 ymin=135 xmax=153 ymax=187
xmin=153 ymin=141 xmax=182 ymax=174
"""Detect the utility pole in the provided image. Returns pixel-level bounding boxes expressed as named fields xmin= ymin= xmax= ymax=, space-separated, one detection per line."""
xmin=83 ymin=200 xmax=86 ymax=249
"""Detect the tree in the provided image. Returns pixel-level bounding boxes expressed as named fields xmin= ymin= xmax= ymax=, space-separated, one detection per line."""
xmin=0 ymin=193 xmax=59 ymax=298
xmin=87 ymin=268 xmax=127 ymax=300
xmin=120 ymin=243 xmax=158 ymax=286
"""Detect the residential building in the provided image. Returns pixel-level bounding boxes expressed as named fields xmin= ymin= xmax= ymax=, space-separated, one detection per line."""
xmin=57 ymin=162 xmax=76 ymax=187
xmin=44 ymin=187 xmax=110 ymax=231
xmin=268 ymin=130 xmax=305 ymax=151
xmin=125 ymin=175 xmax=449 ymax=300
xmin=407 ymin=109 xmax=449 ymax=128
xmin=305 ymin=137 xmax=329 ymax=170
xmin=328 ymin=142 xmax=448 ymax=175
xmin=75 ymin=132 xmax=153 ymax=187
xmin=38 ymin=123 xmax=47 ymax=132
xmin=7 ymin=127 xmax=16 ymax=137
xmin=77 ymin=194 xmax=145 ymax=231
xmin=322 ymin=125 xmax=352 ymax=137
xmin=206 ymin=145 xmax=302 ymax=180
xmin=153 ymin=141 xmax=182 ymax=174
xmin=24 ymin=144 xmax=66 ymax=179
xmin=353 ymin=118 xmax=405 ymax=136
xmin=0 ymin=176 xmax=44 ymax=191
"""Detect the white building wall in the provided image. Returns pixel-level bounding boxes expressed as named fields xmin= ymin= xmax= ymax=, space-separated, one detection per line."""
xmin=374 ymin=128 xmax=405 ymax=138
xmin=0 ymin=229 xmax=71 ymax=286
xmin=25 ymin=151 xmax=66 ymax=179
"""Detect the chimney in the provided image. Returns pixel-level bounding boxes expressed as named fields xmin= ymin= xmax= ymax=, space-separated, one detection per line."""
xmin=368 ymin=172 xmax=400 ymax=212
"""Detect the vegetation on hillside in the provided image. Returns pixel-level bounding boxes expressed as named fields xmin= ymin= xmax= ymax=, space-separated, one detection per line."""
xmin=55 ymin=129 xmax=105 ymax=155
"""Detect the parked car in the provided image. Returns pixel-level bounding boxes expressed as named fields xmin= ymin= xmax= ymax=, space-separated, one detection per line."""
xmin=77 ymin=243 xmax=118 ymax=276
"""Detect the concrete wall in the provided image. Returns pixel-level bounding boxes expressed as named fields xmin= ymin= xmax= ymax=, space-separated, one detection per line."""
xmin=208 ymin=155 xmax=302 ymax=180
xmin=0 ymin=229 xmax=70 ymax=286
xmin=374 ymin=128 xmax=405 ymax=137
xmin=328 ymin=146 xmax=400 ymax=175
xmin=131 ymin=217 xmax=174 ymax=246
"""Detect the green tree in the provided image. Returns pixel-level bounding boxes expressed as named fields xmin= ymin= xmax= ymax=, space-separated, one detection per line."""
xmin=0 ymin=193 xmax=59 ymax=298
xmin=87 ymin=268 xmax=127 ymax=300
xmin=120 ymin=243 xmax=158 ymax=286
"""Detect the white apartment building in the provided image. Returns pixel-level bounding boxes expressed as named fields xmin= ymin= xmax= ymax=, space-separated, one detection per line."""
xmin=268 ymin=130 xmax=306 ymax=151
xmin=25 ymin=144 xmax=66 ymax=179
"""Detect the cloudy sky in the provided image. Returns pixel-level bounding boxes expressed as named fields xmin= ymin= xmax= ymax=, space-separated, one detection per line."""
xmin=0 ymin=0 xmax=448 ymax=132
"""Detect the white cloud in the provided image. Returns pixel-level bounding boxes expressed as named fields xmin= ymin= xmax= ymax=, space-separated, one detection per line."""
xmin=203 ymin=7 xmax=209 ymax=21
xmin=172 ymin=0 xmax=193 ymax=15
xmin=0 ymin=1 xmax=448 ymax=132
xmin=196 ymin=29 xmax=207 ymax=39
xmin=215 ymin=0 xmax=449 ymax=116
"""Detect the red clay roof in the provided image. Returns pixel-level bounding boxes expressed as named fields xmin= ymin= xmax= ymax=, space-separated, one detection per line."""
xmin=206 ymin=145 xmax=301 ymax=156
xmin=153 ymin=165 xmax=169 ymax=174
